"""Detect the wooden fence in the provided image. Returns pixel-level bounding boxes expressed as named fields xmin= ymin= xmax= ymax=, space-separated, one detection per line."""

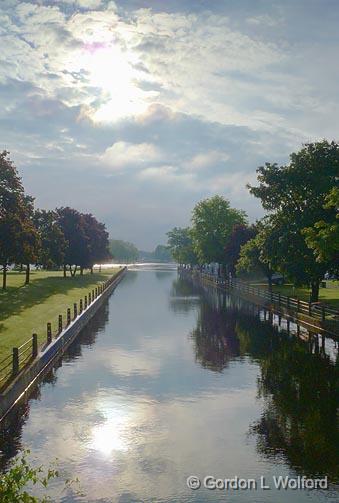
xmin=182 ymin=269 xmax=339 ymax=323
xmin=0 ymin=273 xmax=119 ymax=391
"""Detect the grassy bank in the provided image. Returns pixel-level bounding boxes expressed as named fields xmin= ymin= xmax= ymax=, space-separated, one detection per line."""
xmin=251 ymin=281 xmax=339 ymax=308
xmin=0 ymin=268 xmax=121 ymax=369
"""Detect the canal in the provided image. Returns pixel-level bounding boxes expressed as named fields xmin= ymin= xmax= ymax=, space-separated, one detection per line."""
xmin=0 ymin=265 xmax=338 ymax=502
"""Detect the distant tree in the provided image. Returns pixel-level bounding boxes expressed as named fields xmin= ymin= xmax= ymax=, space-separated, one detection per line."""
xmin=153 ymin=244 xmax=172 ymax=262
xmin=109 ymin=239 xmax=138 ymax=263
xmin=16 ymin=196 xmax=40 ymax=285
xmin=82 ymin=213 xmax=111 ymax=273
xmin=248 ymin=141 xmax=339 ymax=301
xmin=224 ymin=224 xmax=256 ymax=275
xmin=34 ymin=209 xmax=66 ymax=269
xmin=56 ymin=207 xmax=89 ymax=277
xmin=191 ymin=195 xmax=247 ymax=267
xmin=303 ymin=187 xmax=339 ymax=268
xmin=166 ymin=227 xmax=197 ymax=265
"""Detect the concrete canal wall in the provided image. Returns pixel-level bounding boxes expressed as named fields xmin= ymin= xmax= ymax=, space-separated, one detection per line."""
xmin=0 ymin=267 xmax=127 ymax=422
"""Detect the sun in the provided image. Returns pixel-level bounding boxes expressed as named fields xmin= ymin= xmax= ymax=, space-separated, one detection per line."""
xmin=70 ymin=41 xmax=157 ymax=122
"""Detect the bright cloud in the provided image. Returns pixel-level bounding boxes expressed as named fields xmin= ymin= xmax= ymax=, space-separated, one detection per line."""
xmin=101 ymin=141 xmax=162 ymax=169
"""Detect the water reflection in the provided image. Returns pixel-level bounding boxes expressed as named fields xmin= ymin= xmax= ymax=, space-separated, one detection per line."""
xmin=0 ymin=269 xmax=337 ymax=502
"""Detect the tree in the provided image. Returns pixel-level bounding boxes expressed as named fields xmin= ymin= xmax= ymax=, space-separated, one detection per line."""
xmin=82 ymin=213 xmax=111 ymax=272
xmin=109 ymin=240 xmax=138 ymax=263
xmin=0 ymin=151 xmax=38 ymax=288
xmin=166 ymin=227 xmax=197 ymax=265
xmin=34 ymin=209 xmax=66 ymax=269
xmin=224 ymin=224 xmax=256 ymax=275
xmin=191 ymin=195 xmax=247 ymax=267
xmin=248 ymin=141 xmax=339 ymax=301
xmin=56 ymin=207 xmax=89 ymax=277
xmin=303 ymin=187 xmax=339 ymax=267
xmin=153 ymin=244 xmax=172 ymax=262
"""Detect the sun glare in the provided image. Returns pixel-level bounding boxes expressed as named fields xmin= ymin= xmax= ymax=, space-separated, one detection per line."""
xmin=89 ymin=407 xmax=130 ymax=456
xmin=71 ymin=42 xmax=157 ymax=122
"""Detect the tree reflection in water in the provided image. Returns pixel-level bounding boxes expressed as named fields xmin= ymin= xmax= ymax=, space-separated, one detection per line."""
xmin=185 ymin=277 xmax=339 ymax=482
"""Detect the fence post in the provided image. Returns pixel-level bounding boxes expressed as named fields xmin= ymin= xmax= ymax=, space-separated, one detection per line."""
xmin=58 ymin=314 xmax=63 ymax=334
xmin=80 ymin=299 xmax=83 ymax=313
xmin=32 ymin=333 xmax=38 ymax=358
xmin=12 ymin=348 xmax=19 ymax=375
xmin=321 ymin=306 xmax=325 ymax=322
xmin=95 ymin=287 xmax=98 ymax=297
xmin=287 ymin=296 xmax=290 ymax=309
xmin=297 ymin=299 xmax=300 ymax=312
xmin=74 ymin=302 xmax=77 ymax=319
xmin=92 ymin=289 xmax=95 ymax=300
xmin=84 ymin=295 xmax=87 ymax=309
xmin=67 ymin=308 xmax=71 ymax=325
xmin=308 ymin=302 xmax=312 ymax=316
xmin=47 ymin=323 xmax=52 ymax=344
xmin=88 ymin=292 xmax=91 ymax=304
xmin=278 ymin=293 xmax=281 ymax=306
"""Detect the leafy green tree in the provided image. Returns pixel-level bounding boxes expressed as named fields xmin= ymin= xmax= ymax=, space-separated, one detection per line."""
xmin=0 ymin=151 xmax=38 ymax=288
xmin=56 ymin=207 xmax=89 ymax=277
xmin=303 ymin=187 xmax=339 ymax=267
xmin=153 ymin=244 xmax=172 ymax=262
xmin=34 ymin=209 xmax=66 ymax=269
xmin=166 ymin=227 xmax=197 ymax=265
xmin=248 ymin=141 xmax=339 ymax=301
xmin=224 ymin=224 xmax=256 ymax=275
xmin=191 ymin=195 xmax=247 ymax=267
xmin=109 ymin=239 xmax=139 ymax=263
xmin=82 ymin=213 xmax=111 ymax=273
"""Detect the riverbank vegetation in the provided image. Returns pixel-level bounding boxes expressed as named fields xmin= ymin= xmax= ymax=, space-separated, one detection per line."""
xmin=0 ymin=268 xmax=120 ymax=366
xmin=0 ymin=151 xmax=111 ymax=290
xmin=167 ymin=140 xmax=339 ymax=303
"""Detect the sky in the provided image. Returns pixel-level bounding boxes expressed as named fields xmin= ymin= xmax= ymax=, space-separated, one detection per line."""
xmin=1 ymin=0 xmax=339 ymax=249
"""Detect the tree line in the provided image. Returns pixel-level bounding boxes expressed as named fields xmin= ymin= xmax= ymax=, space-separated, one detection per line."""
xmin=167 ymin=140 xmax=339 ymax=302
xmin=0 ymin=151 xmax=110 ymax=289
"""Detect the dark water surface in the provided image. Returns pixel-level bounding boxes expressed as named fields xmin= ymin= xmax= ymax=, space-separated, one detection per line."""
xmin=0 ymin=267 xmax=338 ymax=502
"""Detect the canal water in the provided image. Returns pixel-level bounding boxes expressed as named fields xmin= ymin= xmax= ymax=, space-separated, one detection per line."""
xmin=0 ymin=266 xmax=338 ymax=502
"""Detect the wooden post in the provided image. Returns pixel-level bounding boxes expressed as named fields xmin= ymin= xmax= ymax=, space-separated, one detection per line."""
xmin=95 ymin=287 xmax=98 ymax=297
xmin=67 ymin=308 xmax=71 ymax=325
xmin=297 ymin=324 xmax=300 ymax=337
xmin=84 ymin=296 xmax=87 ymax=308
xmin=287 ymin=319 xmax=290 ymax=333
xmin=73 ymin=303 xmax=77 ymax=319
xmin=47 ymin=323 xmax=52 ymax=344
xmin=308 ymin=302 xmax=312 ymax=316
xmin=278 ymin=293 xmax=281 ymax=306
xmin=88 ymin=292 xmax=91 ymax=304
xmin=321 ymin=305 xmax=325 ymax=322
xmin=13 ymin=347 xmax=19 ymax=375
xmin=58 ymin=314 xmax=63 ymax=334
xmin=92 ymin=289 xmax=95 ymax=300
xmin=287 ymin=296 xmax=290 ymax=309
xmin=80 ymin=299 xmax=83 ymax=313
xmin=32 ymin=333 xmax=38 ymax=358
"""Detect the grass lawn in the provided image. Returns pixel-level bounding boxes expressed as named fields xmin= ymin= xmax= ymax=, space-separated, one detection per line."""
xmin=250 ymin=280 xmax=339 ymax=308
xmin=0 ymin=267 xmax=121 ymax=379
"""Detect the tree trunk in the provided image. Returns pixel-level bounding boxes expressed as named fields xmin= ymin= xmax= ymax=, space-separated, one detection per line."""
xmin=310 ymin=280 xmax=320 ymax=303
xmin=3 ymin=264 xmax=7 ymax=290
xmin=25 ymin=263 xmax=30 ymax=285
xmin=20 ymin=263 xmax=23 ymax=272
xmin=80 ymin=267 xmax=83 ymax=276
xmin=90 ymin=266 xmax=93 ymax=274
xmin=63 ymin=264 xmax=67 ymax=278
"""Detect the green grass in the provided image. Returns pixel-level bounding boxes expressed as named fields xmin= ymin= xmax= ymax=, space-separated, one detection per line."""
xmin=251 ymin=280 xmax=339 ymax=308
xmin=0 ymin=268 xmax=121 ymax=379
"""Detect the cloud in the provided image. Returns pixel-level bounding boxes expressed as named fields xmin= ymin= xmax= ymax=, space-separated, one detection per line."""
xmin=100 ymin=141 xmax=162 ymax=169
